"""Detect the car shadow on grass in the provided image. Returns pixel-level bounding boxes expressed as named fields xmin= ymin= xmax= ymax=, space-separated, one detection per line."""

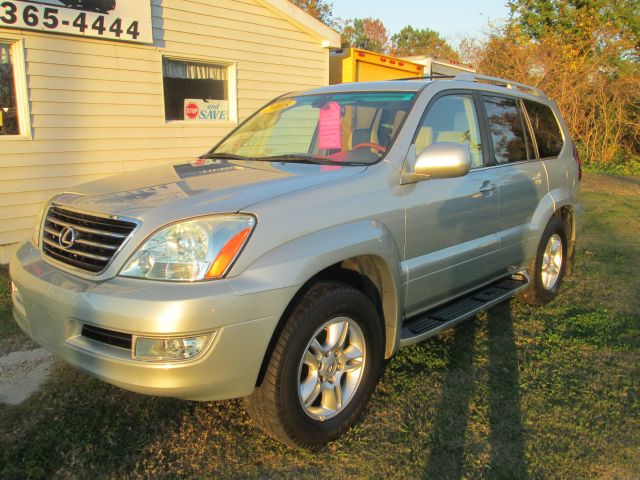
xmin=422 ymin=302 xmax=527 ymax=479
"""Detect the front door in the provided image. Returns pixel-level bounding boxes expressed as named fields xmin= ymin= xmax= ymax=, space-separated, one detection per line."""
xmin=403 ymin=92 xmax=500 ymax=318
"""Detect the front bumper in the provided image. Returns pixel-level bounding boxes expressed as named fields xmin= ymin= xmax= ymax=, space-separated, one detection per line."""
xmin=9 ymin=241 xmax=297 ymax=401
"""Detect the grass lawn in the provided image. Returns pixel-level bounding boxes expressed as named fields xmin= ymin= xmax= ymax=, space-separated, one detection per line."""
xmin=1 ymin=175 xmax=638 ymax=479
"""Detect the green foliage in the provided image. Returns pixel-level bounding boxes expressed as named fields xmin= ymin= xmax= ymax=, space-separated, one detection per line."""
xmin=583 ymin=156 xmax=640 ymax=176
xmin=390 ymin=26 xmax=459 ymax=60
xmin=507 ymin=0 xmax=639 ymax=62
xmin=340 ymin=19 xmax=459 ymax=60
xmin=469 ymin=0 xmax=640 ymax=170
xmin=341 ymin=18 xmax=389 ymax=52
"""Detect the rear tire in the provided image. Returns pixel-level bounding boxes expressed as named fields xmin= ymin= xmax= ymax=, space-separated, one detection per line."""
xmin=244 ymin=281 xmax=384 ymax=448
xmin=520 ymin=216 xmax=567 ymax=306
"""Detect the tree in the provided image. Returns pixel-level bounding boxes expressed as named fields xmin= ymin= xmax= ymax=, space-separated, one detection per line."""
xmin=390 ymin=26 xmax=459 ymax=60
xmin=468 ymin=0 xmax=640 ymax=168
xmin=508 ymin=0 xmax=639 ymax=62
xmin=290 ymin=0 xmax=339 ymax=29
xmin=341 ymin=18 xmax=390 ymax=53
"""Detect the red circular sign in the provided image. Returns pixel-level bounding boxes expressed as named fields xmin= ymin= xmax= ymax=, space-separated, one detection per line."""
xmin=185 ymin=102 xmax=199 ymax=120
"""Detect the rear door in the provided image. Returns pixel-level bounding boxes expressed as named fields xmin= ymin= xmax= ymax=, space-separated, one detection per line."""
xmin=481 ymin=94 xmax=549 ymax=271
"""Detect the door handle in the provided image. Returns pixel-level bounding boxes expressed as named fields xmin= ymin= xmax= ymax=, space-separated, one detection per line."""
xmin=532 ymin=173 xmax=544 ymax=185
xmin=479 ymin=181 xmax=496 ymax=195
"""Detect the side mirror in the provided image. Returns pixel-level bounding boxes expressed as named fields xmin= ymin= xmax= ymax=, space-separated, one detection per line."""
xmin=403 ymin=143 xmax=471 ymax=183
xmin=415 ymin=142 xmax=471 ymax=178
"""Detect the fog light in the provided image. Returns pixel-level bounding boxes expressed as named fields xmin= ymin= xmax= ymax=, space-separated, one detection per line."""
xmin=133 ymin=333 xmax=214 ymax=362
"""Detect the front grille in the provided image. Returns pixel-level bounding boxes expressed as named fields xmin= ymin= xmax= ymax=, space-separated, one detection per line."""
xmin=42 ymin=206 xmax=137 ymax=273
xmin=82 ymin=324 xmax=132 ymax=350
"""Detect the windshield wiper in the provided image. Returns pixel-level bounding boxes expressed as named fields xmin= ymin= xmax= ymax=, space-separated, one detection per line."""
xmin=257 ymin=154 xmax=368 ymax=166
xmin=201 ymin=152 xmax=368 ymax=166
xmin=200 ymin=152 xmax=254 ymax=161
xmin=258 ymin=154 xmax=326 ymax=164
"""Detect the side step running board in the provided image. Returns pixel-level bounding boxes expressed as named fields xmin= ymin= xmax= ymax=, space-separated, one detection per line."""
xmin=399 ymin=274 xmax=529 ymax=347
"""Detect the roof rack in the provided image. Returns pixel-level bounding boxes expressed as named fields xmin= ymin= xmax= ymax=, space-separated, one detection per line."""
xmin=391 ymin=75 xmax=454 ymax=81
xmin=454 ymin=73 xmax=546 ymax=97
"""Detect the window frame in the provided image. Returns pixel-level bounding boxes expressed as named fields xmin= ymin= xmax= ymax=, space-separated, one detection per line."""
xmin=160 ymin=53 xmax=238 ymax=127
xmin=410 ymin=89 xmax=492 ymax=170
xmin=519 ymin=98 xmax=540 ymax=159
xmin=0 ymin=36 xmax=31 ymax=140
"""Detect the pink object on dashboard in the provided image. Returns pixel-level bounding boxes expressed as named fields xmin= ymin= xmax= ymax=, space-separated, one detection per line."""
xmin=318 ymin=101 xmax=342 ymax=150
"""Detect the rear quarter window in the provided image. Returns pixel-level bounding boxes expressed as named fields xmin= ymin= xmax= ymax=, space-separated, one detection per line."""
xmin=523 ymin=100 xmax=564 ymax=158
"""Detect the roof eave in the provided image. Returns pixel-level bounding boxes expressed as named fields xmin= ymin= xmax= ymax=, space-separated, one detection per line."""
xmin=257 ymin=0 xmax=341 ymax=48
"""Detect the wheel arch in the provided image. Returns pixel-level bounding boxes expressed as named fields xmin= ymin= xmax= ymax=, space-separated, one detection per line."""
xmin=253 ymin=253 xmax=401 ymax=388
xmin=554 ymin=204 xmax=576 ymax=275
xmin=531 ymin=188 xmax=577 ymax=248
xmin=526 ymin=196 xmax=576 ymax=284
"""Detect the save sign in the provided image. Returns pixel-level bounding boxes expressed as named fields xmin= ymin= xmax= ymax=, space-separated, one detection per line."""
xmin=184 ymin=99 xmax=229 ymax=121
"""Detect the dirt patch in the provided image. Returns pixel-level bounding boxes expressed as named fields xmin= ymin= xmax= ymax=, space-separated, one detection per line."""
xmin=0 ymin=336 xmax=39 ymax=358
xmin=582 ymin=173 xmax=640 ymax=196
xmin=0 ymin=348 xmax=54 ymax=405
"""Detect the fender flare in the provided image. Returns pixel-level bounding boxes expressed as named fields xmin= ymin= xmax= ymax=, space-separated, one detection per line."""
xmin=229 ymin=220 xmax=404 ymax=378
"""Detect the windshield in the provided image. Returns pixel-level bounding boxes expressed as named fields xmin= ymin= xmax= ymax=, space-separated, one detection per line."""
xmin=210 ymin=91 xmax=417 ymax=165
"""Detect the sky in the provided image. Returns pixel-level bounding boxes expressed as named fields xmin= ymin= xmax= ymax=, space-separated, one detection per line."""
xmin=331 ymin=0 xmax=511 ymax=45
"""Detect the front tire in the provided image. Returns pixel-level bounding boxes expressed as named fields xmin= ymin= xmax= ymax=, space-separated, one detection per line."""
xmin=520 ymin=216 xmax=567 ymax=305
xmin=244 ymin=281 xmax=384 ymax=448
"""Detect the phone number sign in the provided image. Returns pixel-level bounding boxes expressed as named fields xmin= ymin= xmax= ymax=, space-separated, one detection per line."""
xmin=0 ymin=1 xmax=152 ymax=43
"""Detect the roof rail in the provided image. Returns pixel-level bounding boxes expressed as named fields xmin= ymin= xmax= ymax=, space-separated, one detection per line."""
xmin=454 ymin=73 xmax=546 ymax=97
xmin=392 ymin=74 xmax=454 ymax=81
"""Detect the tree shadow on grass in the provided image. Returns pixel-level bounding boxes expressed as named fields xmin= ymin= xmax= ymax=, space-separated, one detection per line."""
xmin=422 ymin=321 xmax=477 ymax=479
xmin=487 ymin=303 xmax=527 ymax=479
xmin=422 ymin=302 xmax=527 ymax=479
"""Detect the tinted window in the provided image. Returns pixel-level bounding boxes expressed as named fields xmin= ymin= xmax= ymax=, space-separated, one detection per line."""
xmin=483 ymin=96 xmax=532 ymax=164
xmin=524 ymin=100 xmax=563 ymax=158
xmin=414 ymin=94 xmax=484 ymax=168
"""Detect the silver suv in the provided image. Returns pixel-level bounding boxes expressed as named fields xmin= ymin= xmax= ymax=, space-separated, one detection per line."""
xmin=10 ymin=74 xmax=581 ymax=447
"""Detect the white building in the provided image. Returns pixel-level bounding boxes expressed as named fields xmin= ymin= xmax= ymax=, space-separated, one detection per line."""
xmin=0 ymin=0 xmax=339 ymax=262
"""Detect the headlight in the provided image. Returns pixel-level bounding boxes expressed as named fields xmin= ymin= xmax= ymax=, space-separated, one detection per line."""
xmin=120 ymin=215 xmax=255 ymax=281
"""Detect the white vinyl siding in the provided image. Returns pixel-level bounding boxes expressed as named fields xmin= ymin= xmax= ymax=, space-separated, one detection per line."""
xmin=0 ymin=0 xmax=333 ymax=262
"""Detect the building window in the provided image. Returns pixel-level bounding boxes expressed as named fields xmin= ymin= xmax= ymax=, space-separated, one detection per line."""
xmin=0 ymin=43 xmax=19 ymax=136
xmin=162 ymin=57 xmax=233 ymax=122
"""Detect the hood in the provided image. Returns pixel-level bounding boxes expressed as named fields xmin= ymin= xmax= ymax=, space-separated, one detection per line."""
xmin=53 ymin=158 xmax=367 ymax=219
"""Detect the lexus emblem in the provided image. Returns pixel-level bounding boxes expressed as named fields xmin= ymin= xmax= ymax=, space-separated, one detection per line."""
xmin=59 ymin=227 xmax=78 ymax=249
